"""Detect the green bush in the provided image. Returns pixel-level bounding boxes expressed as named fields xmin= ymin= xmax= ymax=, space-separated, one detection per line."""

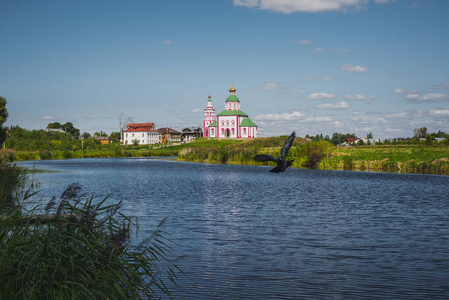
xmin=0 ymin=149 xmax=15 ymax=163
xmin=298 ymin=141 xmax=334 ymax=169
xmin=0 ymin=184 xmax=184 ymax=299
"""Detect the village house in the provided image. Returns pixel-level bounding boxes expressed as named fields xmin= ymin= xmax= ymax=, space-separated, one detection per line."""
xmin=122 ymin=123 xmax=159 ymax=145
xmin=157 ymin=127 xmax=181 ymax=143
xmin=181 ymin=126 xmax=202 ymax=142
xmin=93 ymin=136 xmax=111 ymax=144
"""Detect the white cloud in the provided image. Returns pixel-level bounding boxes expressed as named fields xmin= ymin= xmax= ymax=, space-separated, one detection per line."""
xmin=39 ymin=116 xmax=56 ymax=120
xmin=254 ymin=111 xmax=304 ymax=121
xmin=308 ymin=92 xmax=336 ymax=100
xmin=316 ymin=102 xmax=349 ymax=110
xmin=259 ymin=82 xmax=282 ymax=90
xmin=351 ymin=115 xmax=388 ymax=124
xmin=394 ymin=88 xmax=404 ymax=94
xmin=406 ymin=93 xmax=420 ymax=100
xmin=344 ymin=94 xmax=377 ymax=100
xmin=434 ymin=83 xmax=449 ymax=90
xmin=300 ymin=39 xmax=313 ymax=44
xmin=384 ymin=110 xmax=423 ymax=119
xmin=190 ymin=108 xmax=202 ymax=113
xmin=233 ymin=0 xmax=370 ymax=14
xmin=322 ymin=77 xmax=334 ymax=81
xmin=314 ymin=47 xmax=328 ymax=52
xmin=162 ymin=39 xmax=175 ymax=45
xmin=341 ymin=64 xmax=367 ymax=72
xmin=418 ymin=93 xmax=449 ymax=102
xmin=292 ymin=38 xmax=313 ymax=44
xmin=429 ymin=109 xmax=449 ymax=118
xmin=338 ymin=48 xmax=351 ymax=53
xmin=301 ymin=116 xmax=333 ymax=122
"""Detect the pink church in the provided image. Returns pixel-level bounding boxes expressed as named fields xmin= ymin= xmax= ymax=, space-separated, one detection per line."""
xmin=203 ymin=85 xmax=258 ymax=138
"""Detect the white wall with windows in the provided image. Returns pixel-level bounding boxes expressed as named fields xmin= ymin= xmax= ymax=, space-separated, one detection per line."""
xmin=217 ymin=116 xmax=238 ymax=138
xmin=123 ymin=131 xmax=159 ymax=145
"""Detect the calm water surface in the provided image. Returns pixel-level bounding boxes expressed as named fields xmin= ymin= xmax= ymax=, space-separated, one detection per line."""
xmin=17 ymin=158 xmax=449 ymax=299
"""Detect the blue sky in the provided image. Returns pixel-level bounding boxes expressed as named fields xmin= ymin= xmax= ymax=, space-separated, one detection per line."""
xmin=1 ymin=0 xmax=448 ymax=139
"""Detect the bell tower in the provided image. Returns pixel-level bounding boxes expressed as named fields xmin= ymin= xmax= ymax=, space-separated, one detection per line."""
xmin=203 ymin=96 xmax=215 ymax=137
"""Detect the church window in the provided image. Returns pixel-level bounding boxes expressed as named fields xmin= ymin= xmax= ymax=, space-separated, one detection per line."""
xmin=226 ymin=120 xmax=229 ymax=126
xmin=231 ymin=120 xmax=235 ymax=126
xmin=243 ymin=128 xmax=246 ymax=134
xmin=221 ymin=120 xmax=224 ymax=126
xmin=125 ymin=134 xmax=128 ymax=138
xmin=232 ymin=129 xmax=235 ymax=135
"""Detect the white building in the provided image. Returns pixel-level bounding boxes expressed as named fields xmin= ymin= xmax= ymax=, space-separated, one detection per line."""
xmin=122 ymin=123 xmax=159 ymax=145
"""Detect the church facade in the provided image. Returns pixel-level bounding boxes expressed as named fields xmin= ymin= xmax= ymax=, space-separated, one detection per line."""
xmin=203 ymin=86 xmax=258 ymax=138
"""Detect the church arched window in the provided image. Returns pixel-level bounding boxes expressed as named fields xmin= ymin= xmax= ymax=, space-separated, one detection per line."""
xmin=231 ymin=120 xmax=235 ymax=126
xmin=221 ymin=120 xmax=224 ymax=126
xmin=226 ymin=120 xmax=229 ymax=126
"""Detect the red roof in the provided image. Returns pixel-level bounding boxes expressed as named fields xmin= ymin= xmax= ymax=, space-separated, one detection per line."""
xmin=157 ymin=127 xmax=181 ymax=134
xmin=127 ymin=123 xmax=154 ymax=127
xmin=124 ymin=123 xmax=156 ymax=132
xmin=346 ymin=137 xmax=359 ymax=143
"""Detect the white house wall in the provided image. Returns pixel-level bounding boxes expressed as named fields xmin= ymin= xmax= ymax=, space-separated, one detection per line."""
xmin=217 ymin=116 xmax=239 ymax=138
xmin=123 ymin=131 xmax=159 ymax=145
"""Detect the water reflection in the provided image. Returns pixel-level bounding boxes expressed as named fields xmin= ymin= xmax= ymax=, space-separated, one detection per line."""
xmin=17 ymin=158 xmax=449 ymax=299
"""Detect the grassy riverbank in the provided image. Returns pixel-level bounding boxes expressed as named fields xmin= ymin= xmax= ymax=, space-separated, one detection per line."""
xmin=0 ymin=145 xmax=182 ymax=162
xmin=177 ymin=138 xmax=449 ymax=175
xmin=322 ymin=145 xmax=449 ymax=175
xmin=2 ymin=137 xmax=449 ymax=175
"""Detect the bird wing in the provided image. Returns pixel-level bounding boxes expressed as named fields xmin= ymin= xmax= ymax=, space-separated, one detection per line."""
xmin=270 ymin=166 xmax=284 ymax=173
xmin=255 ymin=154 xmax=277 ymax=162
xmin=280 ymin=131 xmax=296 ymax=159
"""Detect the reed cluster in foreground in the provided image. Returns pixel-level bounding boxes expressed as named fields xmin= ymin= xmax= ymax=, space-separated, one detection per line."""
xmin=0 ymin=184 xmax=184 ymax=299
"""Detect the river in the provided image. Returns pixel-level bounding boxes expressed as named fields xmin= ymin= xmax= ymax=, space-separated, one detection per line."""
xmin=17 ymin=157 xmax=449 ymax=299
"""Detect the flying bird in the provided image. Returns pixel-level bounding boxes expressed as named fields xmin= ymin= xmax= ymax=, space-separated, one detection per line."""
xmin=255 ymin=132 xmax=296 ymax=173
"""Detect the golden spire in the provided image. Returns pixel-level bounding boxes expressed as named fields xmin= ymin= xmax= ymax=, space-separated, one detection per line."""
xmin=229 ymin=85 xmax=236 ymax=94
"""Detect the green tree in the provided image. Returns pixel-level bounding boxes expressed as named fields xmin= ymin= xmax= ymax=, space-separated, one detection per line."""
xmin=367 ymin=132 xmax=373 ymax=139
xmin=109 ymin=131 xmax=121 ymax=139
xmin=0 ymin=97 xmax=8 ymax=145
xmin=425 ymin=134 xmax=434 ymax=147
xmin=94 ymin=131 xmax=108 ymax=137
xmin=82 ymin=132 xmax=91 ymax=139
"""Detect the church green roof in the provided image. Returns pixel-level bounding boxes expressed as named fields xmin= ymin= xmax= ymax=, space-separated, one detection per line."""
xmin=208 ymin=121 xmax=217 ymax=127
xmin=240 ymin=118 xmax=258 ymax=127
xmin=225 ymin=95 xmax=240 ymax=103
xmin=216 ymin=110 xmax=248 ymax=117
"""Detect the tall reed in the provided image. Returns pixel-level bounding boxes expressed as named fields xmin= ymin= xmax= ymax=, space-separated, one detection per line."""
xmin=0 ymin=184 xmax=185 ymax=299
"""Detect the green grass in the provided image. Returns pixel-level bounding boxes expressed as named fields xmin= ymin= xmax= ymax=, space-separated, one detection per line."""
xmin=323 ymin=145 xmax=449 ymax=174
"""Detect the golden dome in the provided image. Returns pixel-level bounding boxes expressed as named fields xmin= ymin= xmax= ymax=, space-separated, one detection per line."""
xmin=229 ymin=85 xmax=236 ymax=93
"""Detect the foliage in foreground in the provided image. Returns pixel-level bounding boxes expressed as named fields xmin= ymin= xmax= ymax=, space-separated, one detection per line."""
xmin=0 ymin=184 xmax=184 ymax=299
xmin=0 ymin=162 xmax=30 ymax=206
